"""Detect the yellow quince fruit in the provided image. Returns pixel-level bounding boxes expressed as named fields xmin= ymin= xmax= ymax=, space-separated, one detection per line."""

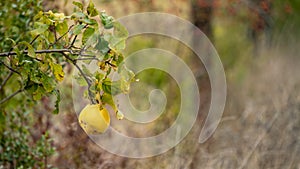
xmin=78 ymin=104 xmax=110 ymax=135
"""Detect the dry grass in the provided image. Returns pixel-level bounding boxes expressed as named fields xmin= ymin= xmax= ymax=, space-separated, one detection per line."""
xmin=42 ymin=1 xmax=300 ymax=168
xmin=46 ymin=43 xmax=300 ymax=168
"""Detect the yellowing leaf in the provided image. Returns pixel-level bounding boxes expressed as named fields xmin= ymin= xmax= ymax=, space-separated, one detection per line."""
xmin=56 ymin=21 xmax=68 ymax=35
xmin=50 ymin=62 xmax=64 ymax=82
xmin=113 ymin=22 xmax=128 ymax=38
xmin=19 ymin=41 xmax=35 ymax=58
xmin=87 ymin=1 xmax=98 ymax=17
xmin=48 ymin=32 xmax=55 ymax=43
xmin=73 ymin=1 xmax=83 ymax=11
xmin=31 ymin=22 xmax=49 ymax=36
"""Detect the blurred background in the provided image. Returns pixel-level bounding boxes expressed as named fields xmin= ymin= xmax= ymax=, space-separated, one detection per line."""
xmin=1 ymin=0 xmax=300 ymax=168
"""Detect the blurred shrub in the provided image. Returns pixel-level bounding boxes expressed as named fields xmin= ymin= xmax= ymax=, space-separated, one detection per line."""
xmin=0 ymin=112 xmax=55 ymax=168
xmin=0 ymin=0 xmax=56 ymax=168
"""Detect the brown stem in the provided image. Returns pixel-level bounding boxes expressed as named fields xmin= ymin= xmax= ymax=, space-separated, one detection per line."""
xmin=0 ymin=61 xmax=21 ymax=75
xmin=75 ymin=57 xmax=98 ymax=61
xmin=0 ymin=49 xmax=80 ymax=57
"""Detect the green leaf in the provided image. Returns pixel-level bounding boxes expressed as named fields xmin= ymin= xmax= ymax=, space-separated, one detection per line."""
xmin=71 ymin=24 xmax=85 ymax=35
xmin=33 ymin=86 xmax=45 ymax=101
xmin=82 ymin=18 xmax=97 ymax=25
xmin=72 ymin=1 xmax=83 ymax=11
xmin=113 ymin=39 xmax=126 ymax=50
xmin=53 ymin=90 xmax=60 ymax=114
xmin=41 ymin=74 xmax=55 ymax=92
xmin=113 ymin=22 xmax=128 ymax=38
xmin=115 ymin=53 xmax=124 ymax=66
xmin=95 ymin=37 xmax=109 ymax=54
xmin=56 ymin=21 xmax=68 ymax=35
xmin=82 ymin=27 xmax=95 ymax=45
xmin=87 ymin=1 xmax=98 ymax=17
xmin=85 ymin=32 xmax=99 ymax=48
xmin=30 ymin=71 xmax=41 ymax=84
xmin=19 ymin=41 xmax=35 ymax=58
xmin=102 ymin=79 xmax=122 ymax=95
xmin=49 ymin=62 xmax=64 ymax=82
xmin=104 ymin=34 xmax=126 ymax=50
xmin=71 ymin=12 xmax=86 ymax=20
xmin=101 ymin=93 xmax=117 ymax=112
xmin=95 ymin=71 xmax=105 ymax=81
xmin=74 ymin=75 xmax=88 ymax=86
xmin=100 ymin=12 xmax=114 ymax=29
xmin=31 ymin=22 xmax=49 ymax=36
xmin=82 ymin=64 xmax=93 ymax=76
xmin=4 ymin=38 xmax=16 ymax=46
xmin=48 ymin=32 xmax=55 ymax=43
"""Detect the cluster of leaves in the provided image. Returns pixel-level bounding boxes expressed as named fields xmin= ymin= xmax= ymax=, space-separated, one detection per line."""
xmin=70 ymin=1 xmax=135 ymax=114
xmin=0 ymin=0 xmax=134 ymax=168
xmin=0 ymin=0 xmax=134 ymax=115
xmin=0 ymin=0 xmax=42 ymax=51
xmin=0 ymin=1 xmax=56 ymax=168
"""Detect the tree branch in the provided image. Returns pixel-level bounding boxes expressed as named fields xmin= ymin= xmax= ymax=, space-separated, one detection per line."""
xmin=0 ymin=71 xmax=13 ymax=91
xmin=0 ymin=61 xmax=21 ymax=75
xmin=0 ymin=49 xmax=82 ymax=57
xmin=75 ymin=57 xmax=98 ymax=61
xmin=0 ymin=89 xmax=23 ymax=105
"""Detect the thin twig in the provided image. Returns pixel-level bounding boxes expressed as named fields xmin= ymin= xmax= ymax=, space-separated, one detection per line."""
xmin=69 ymin=35 xmax=78 ymax=48
xmin=0 ymin=71 xmax=13 ymax=91
xmin=30 ymin=35 xmax=40 ymax=45
xmin=49 ymin=25 xmax=74 ymax=49
xmin=75 ymin=57 xmax=98 ymax=61
xmin=105 ymin=60 xmax=117 ymax=68
xmin=69 ymin=24 xmax=88 ymax=49
xmin=61 ymin=53 xmax=96 ymax=104
xmin=0 ymin=89 xmax=23 ymax=105
xmin=0 ymin=61 xmax=21 ymax=75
